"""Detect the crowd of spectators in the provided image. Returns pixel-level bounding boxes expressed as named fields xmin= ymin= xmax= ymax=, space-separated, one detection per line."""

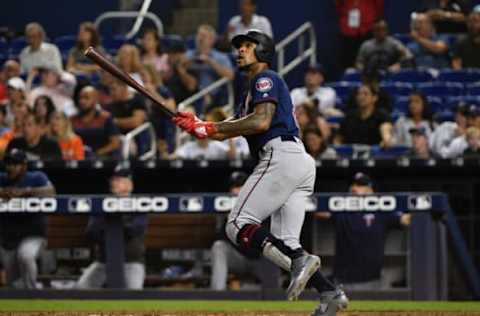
xmin=1 ymin=0 xmax=480 ymax=163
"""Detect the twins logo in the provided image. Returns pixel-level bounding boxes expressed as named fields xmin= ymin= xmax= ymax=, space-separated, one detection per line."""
xmin=255 ymin=77 xmax=273 ymax=93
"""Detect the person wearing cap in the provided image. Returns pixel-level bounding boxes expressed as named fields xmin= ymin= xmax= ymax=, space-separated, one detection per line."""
xmin=452 ymin=6 xmax=480 ymax=69
xmin=315 ymin=172 xmax=410 ymax=290
xmin=408 ymin=127 xmax=434 ymax=159
xmin=75 ymin=165 xmax=148 ymax=289
xmin=290 ymin=65 xmax=342 ymax=118
xmin=0 ymin=148 xmax=56 ymax=289
xmin=163 ymin=39 xmax=198 ymax=105
xmin=186 ymin=24 xmax=234 ymax=114
xmin=5 ymin=77 xmax=28 ymax=123
xmin=430 ymin=102 xmax=469 ymax=157
xmin=437 ymin=105 xmax=480 ymax=158
xmin=19 ymin=22 xmax=63 ymax=75
xmin=0 ymin=60 xmax=21 ymax=105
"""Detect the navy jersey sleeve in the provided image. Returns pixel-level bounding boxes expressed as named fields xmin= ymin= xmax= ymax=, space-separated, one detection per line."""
xmin=250 ymin=73 xmax=279 ymax=107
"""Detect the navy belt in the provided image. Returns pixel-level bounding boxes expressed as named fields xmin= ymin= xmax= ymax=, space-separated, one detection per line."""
xmin=280 ymin=135 xmax=296 ymax=142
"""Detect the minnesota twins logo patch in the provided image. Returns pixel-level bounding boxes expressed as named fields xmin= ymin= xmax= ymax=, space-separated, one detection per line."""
xmin=255 ymin=77 xmax=273 ymax=92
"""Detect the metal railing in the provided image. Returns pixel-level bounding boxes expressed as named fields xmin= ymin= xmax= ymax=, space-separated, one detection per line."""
xmin=121 ymin=122 xmax=157 ymax=161
xmin=177 ymin=77 xmax=234 ymax=112
xmin=94 ymin=0 xmax=163 ymax=39
xmin=276 ymin=21 xmax=317 ymax=77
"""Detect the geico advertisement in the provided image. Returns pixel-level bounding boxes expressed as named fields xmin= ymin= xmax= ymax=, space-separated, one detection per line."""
xmin=0 ymin=198 xmax=57 ymax=212
xmin=328 ymin=196 xmax=396 ymax=211
xmin=102 ymin=197 xmax=168 ymax=212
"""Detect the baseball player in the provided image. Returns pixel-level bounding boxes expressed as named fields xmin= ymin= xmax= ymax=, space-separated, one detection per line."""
xmin=174 ymin=30 xmax=348 ymax=315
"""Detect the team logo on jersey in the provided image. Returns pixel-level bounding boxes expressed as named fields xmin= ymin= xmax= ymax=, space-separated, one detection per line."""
xmin=255 ymin=77 xmax=273 ymax=92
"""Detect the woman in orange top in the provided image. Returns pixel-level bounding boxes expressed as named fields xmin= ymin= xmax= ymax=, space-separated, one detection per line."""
xmin=49 ymin=111 xmax=85 ymax=160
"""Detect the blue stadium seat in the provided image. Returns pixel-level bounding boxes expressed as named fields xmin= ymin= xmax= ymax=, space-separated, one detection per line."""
xmin=370 ymin=145 xmax=410 ymax=158
xmin=393 ymin=96 xmax=410 ymax=114
xmin=326 ymin=116 xmax=344 ymax=125
xmin=437 ymin=69 xmax=480 ymax=84
xmin=417 ymin=82 xmax=464 ymax=98
xmin=380 ymin=82 xmax=414 ymax=97
xmin=185 ymin=34 xmax=196 ymax=50
xmin=103 ymin=35 xmax=127 ymax=52
xmin=0 ymin=38 xmax=8 ymax=53
xmin=340 ymin=70 xmax=362 ymax=82
xmin=326 ymin=81 xmax=360 ymax=101
xmin=466 ymin=82 xmax=480 ymax=96
xmin=160 ymin=34 xmax=184 ymax=51
xmin=387 ymin=69 xmax=434 ymax=83
xmin=392 ymin=33 xmax=412 ymax=46
xmin=8 ymin=37 xmax=27 ymax=58
xmin=427 ymin=96 xmax=444 ymax=112
xmin=434 ymin=109 xmax=455 ymax=123
xmin=333 ymin=144 xmax=354 ymax=157
xmin=54 ymin=35 xmax=76 ymax=53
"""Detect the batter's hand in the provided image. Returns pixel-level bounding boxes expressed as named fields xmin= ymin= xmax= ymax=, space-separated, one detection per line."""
xmin=173 ymin=111 xmax=217 ymax=139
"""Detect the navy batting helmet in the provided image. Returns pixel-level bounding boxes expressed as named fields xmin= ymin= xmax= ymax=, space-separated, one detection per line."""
xmin=231 ymin=30 xmax=275 ymax=65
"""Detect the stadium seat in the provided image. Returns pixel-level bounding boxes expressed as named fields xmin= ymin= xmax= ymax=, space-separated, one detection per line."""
xmin=54 ymin=35 xmax=76 ymax=53
xmin=326 ymin=116 xmax=344 ymax=125
xmin=370 ymin=145 xmax=410 ymax=158
xmin=326 ymin=81 xmax=360 ymax=101
xmin=333 ymin=144 xmax=354 ymax=157
xmin=434 ymin=109 xmax=455 ymax=123
xmin=103 ymin=35 xmax=127 ymax=52
xmin=160 ymin=34 xmax=184 ymax=51
xmin=437 ymin=69 xmax=480 ymax=84
xmin=392 ymin=33 xmax=412 ymax=46
xmin=427 ymin=96 xmax=444 ymax=113
xmin=393 ymin=96 xmax=410 ymax=114
xmin=340 ymin=70 xmax=362 ymax=82
xmin=185 ymin=34 xmax=196 ymax=50
xmin=417 ymin=82 xmax=464 ymax=98
xmin=8 ymin=37 xmax=27 ymax=57
xmin=387 ymin=69 xmax=434 ymax=83
xmin=466 ymin=82 xmax=480 ymax=96
xmin=0 ymin=38 xmax=7 ymax=52
xmin=380 ymin=82 xmax=414 ymax=97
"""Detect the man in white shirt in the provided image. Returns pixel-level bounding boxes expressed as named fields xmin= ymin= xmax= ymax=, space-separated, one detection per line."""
xmin=226 ymin=0 xmax=273 ymax=41
xmin=290 ymin=65 xmax=340 ymax=117
xmin=19 ymin=23 xmax=63 ymax=75
xmin=430 ymin=104 xmax=469 ymax=158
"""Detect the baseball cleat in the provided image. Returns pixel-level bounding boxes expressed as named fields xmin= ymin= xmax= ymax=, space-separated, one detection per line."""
xmin=311 ymin=286 xmax=349 ymax=316
xmin=286 ymin=254 xmax=321 ymax=301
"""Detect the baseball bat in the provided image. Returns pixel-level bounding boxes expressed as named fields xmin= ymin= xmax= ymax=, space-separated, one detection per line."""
xmin=84 ymin=46 xmax=176 ymax=118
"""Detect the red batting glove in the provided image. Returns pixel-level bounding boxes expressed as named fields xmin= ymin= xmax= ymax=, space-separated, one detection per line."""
xmin=172 ymin=111 xmax=198 ymax=133
xmin=191 ymin=121 xmax=217 ymax=139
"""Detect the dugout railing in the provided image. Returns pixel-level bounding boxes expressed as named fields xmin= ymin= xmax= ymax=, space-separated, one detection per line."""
xmin=0 ymin=192 xmax=477 ymax=300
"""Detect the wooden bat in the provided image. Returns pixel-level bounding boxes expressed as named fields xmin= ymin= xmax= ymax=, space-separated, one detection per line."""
xmin=84 ymin=46 xmax=176 ymax=118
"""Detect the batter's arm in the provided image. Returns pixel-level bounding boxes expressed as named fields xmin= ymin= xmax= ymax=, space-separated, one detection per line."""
xmin=210 ymin=102 xmax=276 ymax=140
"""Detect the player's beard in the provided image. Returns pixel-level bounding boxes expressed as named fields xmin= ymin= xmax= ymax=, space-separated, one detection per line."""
xmin=238 ymin=61 xmax=255 ymax=72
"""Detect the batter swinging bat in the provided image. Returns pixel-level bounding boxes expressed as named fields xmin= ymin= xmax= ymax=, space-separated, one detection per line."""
xmin=84 ymin=46 xmax=176 ymax=118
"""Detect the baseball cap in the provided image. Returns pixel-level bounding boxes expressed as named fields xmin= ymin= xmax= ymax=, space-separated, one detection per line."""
xmin=7 ymin=77 xmax=26 ymax=92
xmin=468 ymin=105 xmax=480 ymax=117
xmin=111 ymin=164 xmax=132 ymax=179
xmin=3 ymin=148 xmax=28 ymax=165
xmin=305 ymin=64 xmax=325 ymax=75
xmin=351 ymin=172 xmax=373 ymax=187
xmin=229 ymin=171 xmax=248 ymax=188
xmin=408 ymin=127 xmax=427 ymax=136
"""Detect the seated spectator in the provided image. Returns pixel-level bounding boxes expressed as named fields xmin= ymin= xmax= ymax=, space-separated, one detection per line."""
xmin=423 ymin=0 xmax=468 ymax=33
xmin=75 ymin=165 xmax=147 ymax=289
xmin=408 ymin=127 xmax=434 ymax=159
xmin=315 ymin=172 xmax=411 ymax=290
xmin=295 ymin=103 xmax=331 ymax=141
xmin=395 ymin=92 xmax=433 ymax=146
xmin=96 ymin=69 xmax=115 ymax=107
xmin=6 ymin=113 xmax=62 ymax=161
xmin=71 ymin=86 xmax=120 ymax=159
xmin=172 ymin=137 xmax=234 ymax=160
xmin=163 ymin=40 xmax=198 ymax=105
xmin=335 ymin=83 xmax=394 ymax=147
xmin=187 ymin=24 xmax=234 ymax=113
xmin=32 ymin=95 xmax=56 ymax=134
xmin=303 ymin=125 xmax=337 ymax=160
xmin=27 ymin=67 xmax=77 ymax=116
xmin=290 ymin=65 xmax=341 ymax=117
xmin=452 ymin=7 xmax=480 ymax=69
xmin=140 ymin=64 xmax=177 ymax=154
xmin=19 ymin=22 xmax=63 ymax=74
xmin=408 ymin=13 xmax=450 ymax=69
xmin=221 ymin=0 xmax=273 ymax=48
xmin=106 ymin=80 xmax=148 ymax=135
xmin=139 ymin=28 xmax=169 ymax=77
xmin=463 ymin=126 xmax=480 ymax=157
xmin=66 ymin=21 xmax=104 ymax=76
xmin=356 ymin=19 xmax=413 ymax=73
xmin=49 ymin=111 xmax=85 ymax=161
xmin=438 ymin=105 xmax=480 ymax=158
xmin=116 ymin=44 xmax=144 ymax=88
xmin=0 ymin=60 xmax=21 ymax=105
xmin=0 ymin=107 xmax=11 ymax=155
xmin=0 ymin=149 xmax=56 ymax=289
xmin=4 ymin=77 xmax=29 ymax=124
xmin=430 ymin=103 xmax=469 ymax=156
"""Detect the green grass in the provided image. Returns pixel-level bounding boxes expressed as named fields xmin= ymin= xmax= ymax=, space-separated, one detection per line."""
xmin=0 ymin=300 xmax=480 ymax=313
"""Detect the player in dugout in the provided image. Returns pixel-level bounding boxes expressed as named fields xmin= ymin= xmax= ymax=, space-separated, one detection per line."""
xmin=0 ymin=148 xmax=56 ymax=289
xmin=173 ymin=30 xmax=348 ymax=316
